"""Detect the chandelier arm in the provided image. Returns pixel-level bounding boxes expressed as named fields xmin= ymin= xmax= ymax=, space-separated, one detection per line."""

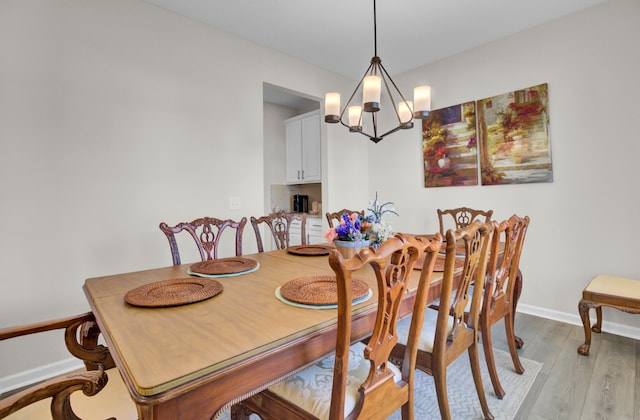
xmin=379 ymin=62 xmax=413 ymax=123
xmin=378 ymin=125 xmax=403 ymax=140
xmin=338 ymin=61 xmax=375 ymax=126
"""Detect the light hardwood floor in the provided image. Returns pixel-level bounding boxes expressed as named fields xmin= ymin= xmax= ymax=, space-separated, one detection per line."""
xmin=492 ymin=312 xmax=640 ymax=419
xmin=4 ymin=313 xmax=640 ymax=419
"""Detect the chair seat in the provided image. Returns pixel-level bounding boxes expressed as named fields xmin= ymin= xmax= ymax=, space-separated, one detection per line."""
xmin=268 ymin=341 xmax=401 ymax=419
xmin=584 ymin=275 xmax=640 ymax=301
xmin=396 ymin=308 xmax=454 ymax=353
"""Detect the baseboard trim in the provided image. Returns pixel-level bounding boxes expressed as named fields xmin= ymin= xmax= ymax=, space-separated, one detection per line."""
xmin=0 ymin=357 xmax=83 ymax=397
xmin=517 ymin=303 xmax=640 ymax=341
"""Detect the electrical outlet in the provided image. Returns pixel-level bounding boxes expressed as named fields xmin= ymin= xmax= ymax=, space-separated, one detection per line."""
xmin=229 ymin=196 xmax=242 ymax=210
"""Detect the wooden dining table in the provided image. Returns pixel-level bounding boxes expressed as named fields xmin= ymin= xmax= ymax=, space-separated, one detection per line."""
xmin=83 ymin=242 xmax=521 ymax=419
xmin=84 ymin=247 xmax=440 ymax=419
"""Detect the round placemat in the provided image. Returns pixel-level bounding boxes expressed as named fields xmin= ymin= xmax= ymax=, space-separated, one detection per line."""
xmin=286 ymin=244 xmax=333 ymax=256
xmin=189 ymin=257 xmax=258 ymax=276
xmin=279 ymin=275 xmax=369 ymax=305
xmin=125 ymin=278 xmax=223 ymax=308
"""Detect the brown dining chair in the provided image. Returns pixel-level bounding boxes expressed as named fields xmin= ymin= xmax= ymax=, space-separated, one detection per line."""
xmin=0 ymin=312 xmax=136 ymax=419
xmin=437 ymin=207 xmax=493 ymax=235
xmin=235 ymin=233 xmax=443 ymax=420
xmin=325 ymin=208 xmax=364 ymax=228
xmin=251 ymin=212 xmax=307 ymax=252
xmin=392 ymin=221 xmax=495 ymax=420
xmin=159 ymin=216 xmax=247 ymax=265
xmin=478 ymin=214 xmax=530 ymax=399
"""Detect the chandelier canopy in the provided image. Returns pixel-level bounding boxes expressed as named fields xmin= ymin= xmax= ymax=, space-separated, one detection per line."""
xmin=324 ymin=0 xmax=431 ymax=143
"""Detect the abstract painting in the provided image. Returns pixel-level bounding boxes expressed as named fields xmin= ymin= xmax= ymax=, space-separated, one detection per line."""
xmin=422 ymin=101 xmax=479 ymax=188
xmin=476 ymin=83 xmax=553 ymax=185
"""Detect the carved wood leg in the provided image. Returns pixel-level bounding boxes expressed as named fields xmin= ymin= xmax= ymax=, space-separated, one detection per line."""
xmin=512 ymin=269 xmax=524 ymax=349
xmin=504 ymin=312 xmax=525 ymax=374
xmin=230 ymin=401 xmax=251 ymax=420
xmin=578 ymin=299 xmax=597 ymax=356
xmin=592 ymin=306 xmax=603 ymax=333
xmin=433 ymin=358 xmax=452 ymax=420
xmin=481 ymin=317 xmax=505 ymax=399
xmin=468 ymin=344 xmax=494 ymax=420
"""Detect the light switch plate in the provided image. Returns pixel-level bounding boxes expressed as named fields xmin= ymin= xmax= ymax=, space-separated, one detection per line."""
xmin=229 ymin=196 xmax=242 ymax=210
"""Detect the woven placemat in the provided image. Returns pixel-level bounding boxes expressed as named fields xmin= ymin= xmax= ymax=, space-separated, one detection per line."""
xmin=279 ymin=275 xmax=369 ymax=305
xmin=286 ymin=244 xmax=333 ymax=256
xmin=124 ymin=278 xmax=223 ymax=308
xmin=189 ymin=257 xmax=258 ymax=276
xmin=414 ymin=254 xmax=465 ymax=272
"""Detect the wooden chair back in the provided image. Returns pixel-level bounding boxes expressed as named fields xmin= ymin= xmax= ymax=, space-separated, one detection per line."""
xmin=479 ymin=214 xmax=530 ymax=397
xmin=484 ymin=214 xmax=530 ymax=321
xmin=325 ymin=209 xmax=364 ymax=228
xmin=327 ymin=233 xmax=442 ymax=419
xmin=251 ymin=212 xmax=306 ymax=252
xmin=159 ymin=216 xmax=247 ymax=265
xmin=437 ymin=207 xmax=493 ymax=234
xmin=403 ymin=220 xmax=495 ymax=419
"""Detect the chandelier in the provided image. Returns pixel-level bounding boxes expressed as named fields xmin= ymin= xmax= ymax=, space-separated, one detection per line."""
xmin=324 ymin=0 xmax=431 ymax=144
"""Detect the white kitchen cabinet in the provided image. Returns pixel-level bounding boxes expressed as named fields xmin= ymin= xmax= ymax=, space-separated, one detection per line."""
xmin=285 ymin=110 xmax=321 ymax=184
xmin=289 ymin=216 xmax=324 ymax=245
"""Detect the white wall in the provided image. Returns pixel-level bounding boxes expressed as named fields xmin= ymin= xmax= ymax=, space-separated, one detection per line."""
xmin=369 ymin=0 xmax=640 ymax=333
xmin=0 ymin=0 xmax=364 ymax=381
xmin=3 ymin=0 xmax=637 ymax=388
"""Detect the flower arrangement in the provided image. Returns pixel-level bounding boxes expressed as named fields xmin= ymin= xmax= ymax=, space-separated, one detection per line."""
xmin=323 ymin=194 xmax=398 ymax=246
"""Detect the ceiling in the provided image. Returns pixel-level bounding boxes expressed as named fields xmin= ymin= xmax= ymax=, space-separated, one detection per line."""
xmin=146 ymin=0 xmax=605 ymax=81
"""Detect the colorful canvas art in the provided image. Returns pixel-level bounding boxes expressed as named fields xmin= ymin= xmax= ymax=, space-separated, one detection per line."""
xmin=422 ymin=101 xmax=479 ymax=188
xmin=476 ymin=83 xmax=553 ymax=185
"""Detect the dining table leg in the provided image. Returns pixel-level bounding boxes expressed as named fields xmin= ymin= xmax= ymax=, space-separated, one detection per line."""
xmin=512 ymin=269 xmax=524 ymax=349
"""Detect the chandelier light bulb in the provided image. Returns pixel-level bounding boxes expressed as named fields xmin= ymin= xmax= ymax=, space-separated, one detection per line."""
xmin=413 ymin=85 xmax=431 ymax=118
xmin=324 ymin=92 xmax=341 ymax=123
xmin=363 ymin=75 xmax=381 ymax=112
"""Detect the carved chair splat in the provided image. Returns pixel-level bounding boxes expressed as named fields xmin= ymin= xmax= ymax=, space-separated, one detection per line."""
xmin=159 ymin=216 xmax=247 ymax=265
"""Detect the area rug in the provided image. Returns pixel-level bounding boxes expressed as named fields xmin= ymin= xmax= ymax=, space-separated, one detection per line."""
xmin=388 ymin=347 xmax=542 ymax=420
xmin=219 ymin=347 xmax=542 ymax=420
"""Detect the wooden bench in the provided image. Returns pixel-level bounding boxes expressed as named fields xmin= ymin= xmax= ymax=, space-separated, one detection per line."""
xmin=578 ymin=275 xmax=640 ymax=356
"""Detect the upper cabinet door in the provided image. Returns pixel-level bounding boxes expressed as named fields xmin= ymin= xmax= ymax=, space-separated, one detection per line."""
xmin=285 ymin=118 xmax=303 ymax=184
xmin=300 ymin=112 xmax=321 ymax=182
xmin=285 ymin=110 xmax=321 ymax=184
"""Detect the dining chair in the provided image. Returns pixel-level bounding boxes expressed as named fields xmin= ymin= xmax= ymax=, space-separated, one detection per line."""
xmin=0 ymin=312 xmax=136 ymax=419
xmin=235 ymin=233 xmax=443 ymax=420
xmin=437 ymin=207 xmax=493 ymax=235
xmin=251 ymin=212 xmax=307 ymax=252
xmin=477 ymin=214 xmax=530 ymax=399
xmin=392 ymin=220 xmax=495 ymax=420
xmin=325 ymin=208 xmax=364 ymax=228
xmin=159 ymin=216 xmax=247 ymax=265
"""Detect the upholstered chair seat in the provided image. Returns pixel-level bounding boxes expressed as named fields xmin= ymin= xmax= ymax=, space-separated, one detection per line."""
xmin=268 ymin=342 xmax=402 ymax=419
xmin=396 ymin=309 xmax=455 ymax=353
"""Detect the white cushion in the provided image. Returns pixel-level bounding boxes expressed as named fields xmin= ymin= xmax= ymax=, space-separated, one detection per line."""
xmin=267 ymin=341 xmax=401 ymax=419
xmin=396 ymin=307 xmax=454 ymax=353
xmin=586 ymin=275 xmax=640 ymax=300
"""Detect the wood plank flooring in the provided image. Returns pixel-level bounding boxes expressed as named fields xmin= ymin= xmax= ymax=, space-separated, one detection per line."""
xmin=492 ymin=313 xmax=640 ymax=419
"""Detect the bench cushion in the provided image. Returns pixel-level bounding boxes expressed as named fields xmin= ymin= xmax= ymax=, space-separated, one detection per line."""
xmin=585 ymin=275 xmax=640 ymax=300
